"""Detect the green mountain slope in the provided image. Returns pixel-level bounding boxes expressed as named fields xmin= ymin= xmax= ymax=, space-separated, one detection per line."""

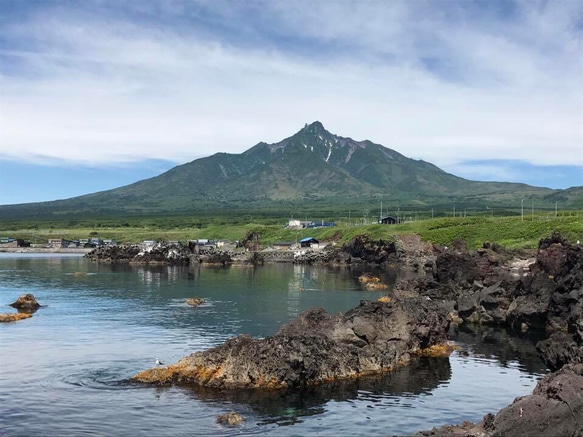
xmin=0 ymin=121 xmax=578 ymax=218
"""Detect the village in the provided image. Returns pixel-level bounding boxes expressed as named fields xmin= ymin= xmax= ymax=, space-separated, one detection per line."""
xmin=0 ymin=216 xmax=395 ymax=255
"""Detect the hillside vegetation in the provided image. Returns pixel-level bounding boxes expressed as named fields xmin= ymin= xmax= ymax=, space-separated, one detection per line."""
xmin=3 ymin=215 xmax=581 ymax=250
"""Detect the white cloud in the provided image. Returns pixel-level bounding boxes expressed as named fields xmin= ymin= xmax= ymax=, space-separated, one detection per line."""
xmin=0 ymin=0 xmax=581 ymax=168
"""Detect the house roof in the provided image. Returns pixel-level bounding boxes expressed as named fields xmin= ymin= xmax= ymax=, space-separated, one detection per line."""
xmin=300 ymin=237 xmax=319 ymax=243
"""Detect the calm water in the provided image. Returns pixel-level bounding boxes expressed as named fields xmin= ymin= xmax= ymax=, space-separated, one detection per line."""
xmin=0 ymin=254 xmax=546 ymax=436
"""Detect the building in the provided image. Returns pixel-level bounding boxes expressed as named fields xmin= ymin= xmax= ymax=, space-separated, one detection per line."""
xmin=287 ymin=220 xmax=314 ymax=230
xmin=378 ymin=215 xmax=399 ymax=225
xmin=300 ymin=237 xmax=320 ymax=248
xmin=90 ymin=237 xmax=104 ymax=246
xmin=274 ymin=241 xmax=295 ymax=250
xmin=0 ymin=237 xmax=14 ymax=244
xmin=308 ymin=220 xmax=336 ymax=228
xmin=48 ymin=239 xmax=69 ymax=248
xmin=103 ymin=239 xmax=117 ymax=246
xmin=2 ymin=239 xmax=29 ymax=248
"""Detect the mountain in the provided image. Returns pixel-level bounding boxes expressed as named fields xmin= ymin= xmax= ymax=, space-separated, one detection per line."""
xmin=0 ymin=121 xmax=577 ymax=218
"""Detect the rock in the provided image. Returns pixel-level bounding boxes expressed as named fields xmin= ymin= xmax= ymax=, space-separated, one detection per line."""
xmin=216 ymin=412 xmax=244 ymax=426
xmin=10 ymin=294 xmax=41 ymax=311
xmin=451 ymin=238 xmax=467 ymax=253
xmin=537 ymin=331 xmax=583 ymax=372
xmin=359 ymin=274 xmax=380 ymax=283
xmin=186 ymin=298 xmax=205 ymax=307
xmin=0 ymin=313 xmax=33 ymax=323
xmin=200 ymin=251 xmax=232 ymax=266
xmin=85 ymin=244 xmax=141 ymax=263
xmin=395 ymin=233 xmax=582 ymax=333
xmin=342 ymin=235 xmax=397 ymax=264
xmin=447 ymin=311 xmax=463 ymax=325
xmin=86 ymin=242 xmax=191 ymax=265
xmin=366 ymin=282 xmax=388 ymax=290
xmin=133 ymin=298 xmax=450 ymax=388
xmin=415 ymin=364 xmax=583 ymax=437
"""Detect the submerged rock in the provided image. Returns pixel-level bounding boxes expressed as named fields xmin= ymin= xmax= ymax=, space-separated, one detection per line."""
xmin=415 ymin=364 xmax=583 ymax=437
xmin=10 ymin=294 xmax=41 ymax=311
xmin=216 ymin=412 xmax=244 ymax=426
xmin=366 ymin=282 xmax=389 ymax=290
xmin=133 ymin=298 xmax=450 ymax=389
xmin=0 ymin=313 xmax=33 ymax=323
xmin=186 ymin=298 xmax=205 ymax=307
xmin=359 ymin=274 xmax=380 ymax=283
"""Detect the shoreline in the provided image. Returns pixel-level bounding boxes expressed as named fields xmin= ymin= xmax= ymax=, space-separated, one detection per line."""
xmin=0 ymin=247 xmax=92 ymax=254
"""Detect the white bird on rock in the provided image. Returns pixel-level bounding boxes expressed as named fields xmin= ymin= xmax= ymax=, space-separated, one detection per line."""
xmin=156 ymin=358 xmax=164 ymax=367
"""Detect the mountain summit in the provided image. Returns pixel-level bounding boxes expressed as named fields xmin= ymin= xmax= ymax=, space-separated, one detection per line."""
xmin=0 ymin=122 xmax=564 ymax=216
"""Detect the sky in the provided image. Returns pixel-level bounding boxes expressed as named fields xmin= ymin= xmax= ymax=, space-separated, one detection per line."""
xmin=0 ymin=0 xmax=582 ymax=204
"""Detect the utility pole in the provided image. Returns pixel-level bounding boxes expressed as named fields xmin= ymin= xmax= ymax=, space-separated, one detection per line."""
xmin=521 ymin=198 xmax=524 ymax=222
xmin=380 ymin=201 xmax=383 ymax=221
xmin=453 ymin=203 xmax=456 ymax=218
xmin=555 ymin=201 xmax=558 ymax=217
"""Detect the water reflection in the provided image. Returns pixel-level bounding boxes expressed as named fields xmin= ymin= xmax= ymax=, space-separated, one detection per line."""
xmin=0 ymin=255 xmax=546 ymax=436
xmin=164 ymin=356 xmax=452 ymax=426
xmin=451 ymin=324 xmax=548 ymax=374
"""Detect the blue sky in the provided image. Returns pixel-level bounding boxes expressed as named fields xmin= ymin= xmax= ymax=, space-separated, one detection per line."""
xmin=0 ymin=0 xmax=582 ymax=204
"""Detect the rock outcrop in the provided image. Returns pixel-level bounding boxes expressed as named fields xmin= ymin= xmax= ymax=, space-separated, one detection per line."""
xmin=10 ymin=293 xmax=41 ymax=312
xmin=415 ymin=364 xmax=583 ymax=437
xmin=186 ymin=298 xmax=205 ymax=307
xmin=394 ymin=233 xmax=582 ymax=333
xmin=86 ymin=242 xmax=191 ymax=264
xmin=133 ymin=298 xmax=450 ymax=388
xmin=0 ymin=313 xmax=33 ymax=323
xmin=216 ymin=412 xmax=244 ymax=426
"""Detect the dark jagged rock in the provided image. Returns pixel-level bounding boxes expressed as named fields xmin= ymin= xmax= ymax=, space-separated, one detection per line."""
xmin=341 ymin=235 xmax=397 ymax=264
xmin=396 ymin=233 xmax=582 ymax=332
xmin=199 ymin=251 xmax=232 ymax=265
xmin=537 ymin=331 xmax=583 ymax=372
xmin=414 ymin=364 xmax=583 ymax=437
xmin=85 ymin=244 xmax=141 ymax=263
xmin=133 ymin=298 xmax=451 ymax=389
xmin=216 ymin=412 xmax=244 ymax=426
xmin=332 ymin=234 xmax=435 ymax=268
xmin=10 ymin=293 xmax=41 ymax=312
xmin=86 ymin=242 xmax=191 ymax=264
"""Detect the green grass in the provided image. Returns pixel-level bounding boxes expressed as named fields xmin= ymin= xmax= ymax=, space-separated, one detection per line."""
xmin=2 ymin=214 xmax=582 ymax=250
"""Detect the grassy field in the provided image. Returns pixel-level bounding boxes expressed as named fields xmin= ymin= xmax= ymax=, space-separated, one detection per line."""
xmin=2 ymin=214 xmax=581 ymax=250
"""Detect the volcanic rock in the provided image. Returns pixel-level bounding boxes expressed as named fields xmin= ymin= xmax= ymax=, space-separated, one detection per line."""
xmin=216 ymin=412 xmax=244 ymax=426
xmin=133 ymin=298 xmax=450 ymax=389
xmin=0 ymin=313 xmax=33 ymax=323
xmin=186 ymin=298 xmax=205 ymax=307
xmin=415 ymin=364 xmax=583 ymax=437
xmin=10 ymin=294 xmax=41 ymax=311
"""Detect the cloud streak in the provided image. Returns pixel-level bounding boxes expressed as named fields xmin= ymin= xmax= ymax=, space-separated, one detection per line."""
xmin=0 ymin=0 xmax=581 ymax=170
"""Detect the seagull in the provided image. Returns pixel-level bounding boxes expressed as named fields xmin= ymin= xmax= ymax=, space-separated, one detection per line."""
xmin=156 ymin=358 xmax=164 ymax=367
